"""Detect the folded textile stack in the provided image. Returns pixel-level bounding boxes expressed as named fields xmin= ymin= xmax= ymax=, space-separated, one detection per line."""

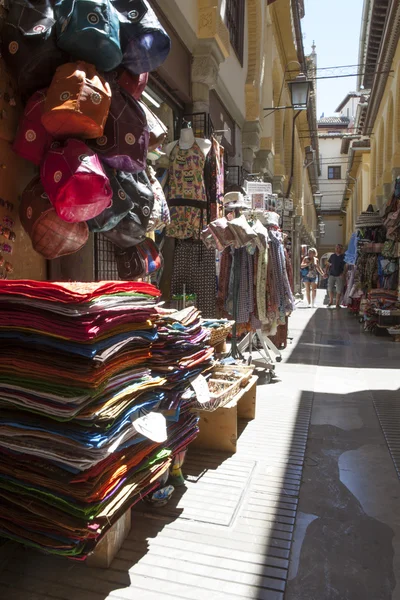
xmin=368 ymin=288 xmax=399 ymax=309
xmin=0 ymin=281 xmax=207 ymax=559
xmin=152 ymin=306 xmax=214 ymax=385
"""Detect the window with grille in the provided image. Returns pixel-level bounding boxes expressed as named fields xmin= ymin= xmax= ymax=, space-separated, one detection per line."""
xmin=328 ymin=166 xmax=342 ymax=180
xmin=225 ymin=0 xmax=245 ymax=65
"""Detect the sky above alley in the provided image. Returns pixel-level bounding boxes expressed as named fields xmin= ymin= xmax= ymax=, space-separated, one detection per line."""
xmin=302 ymin=0 xmax=365 ymax=117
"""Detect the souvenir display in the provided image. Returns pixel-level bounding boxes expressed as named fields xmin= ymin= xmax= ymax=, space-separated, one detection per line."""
xmin=90 ymin=82 xmax=149 ymax=172
xmin=1 ymin=0 xmax=67 ymax=97
xmin=54 ymin=0 xmax=122 ymax=72
xmin=114 ymin=0 xmax=171 ymax=75
xmin=115 ymin=237 xmax=162 ymax=279
xmin=345 ymin=180 xmax=400 ymax=331
xmin=3 ymin=0 xmax=173 ymax=267
xmin=12 ymin=89 xmax=53 ymax=166
xmin=42 ymin=62 xmax=112 ymax=139
xmin=20 ymin=176 xmax=89 ymax=259
xmin=103 ymin=171 xmax=154 ymax=247
xmin=139 ymin=101 xmax=168 ymax=151
xmin=118 ymin=69 xmax=149 ymax=99
xmin=41 ymin=139 xmax=112 ymax=222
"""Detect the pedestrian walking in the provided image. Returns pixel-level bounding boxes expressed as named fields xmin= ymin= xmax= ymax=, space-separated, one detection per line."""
xmin=301 ymin=248 xmax=324 ymax=308
xmin=325 ymin=244 xmax=346 ymax=308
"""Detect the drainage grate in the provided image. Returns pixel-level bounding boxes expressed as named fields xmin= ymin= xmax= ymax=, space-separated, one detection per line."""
xmin=373 ymin=397 xmax=400 ymax=479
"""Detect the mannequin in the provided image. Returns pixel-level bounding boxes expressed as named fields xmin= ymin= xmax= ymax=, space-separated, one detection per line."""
xmin=165 ymin=124 xmax=211 ymax=157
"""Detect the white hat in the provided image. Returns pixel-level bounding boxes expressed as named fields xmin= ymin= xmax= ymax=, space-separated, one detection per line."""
xmin=223 ymin=191 xmax=249 ymax=209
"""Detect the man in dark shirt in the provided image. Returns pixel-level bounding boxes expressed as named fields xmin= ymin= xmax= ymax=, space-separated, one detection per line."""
xmin=325 ymin=244 xmax=345 ymax=308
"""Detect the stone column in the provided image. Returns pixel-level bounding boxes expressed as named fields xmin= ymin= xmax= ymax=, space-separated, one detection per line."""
xmin=293 ymin=215 xmax=303 ymax=297
xmin=191 ymin=42 xmax=223 ymax=113
xmin=242 ymin=120 xmax=262 ymax=174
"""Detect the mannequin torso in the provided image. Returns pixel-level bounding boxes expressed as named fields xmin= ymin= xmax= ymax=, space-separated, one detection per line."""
xmin=166 ymin=128 xmax=211 ymax=157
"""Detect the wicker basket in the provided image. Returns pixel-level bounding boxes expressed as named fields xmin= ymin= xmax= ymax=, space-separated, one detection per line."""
xmin=208 ymin=321 xmax=234 ymax=346
xmin=212 ymin=364 xmax=255 ymax=386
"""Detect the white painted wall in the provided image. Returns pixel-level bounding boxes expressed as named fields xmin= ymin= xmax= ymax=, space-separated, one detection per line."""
xmin=172 ymin=0 xmax=197 ymax=33
xmin=318 ymin=136 xmax=348 ymax=212
xmin=321 ymin=217 xmax=344 ymax=247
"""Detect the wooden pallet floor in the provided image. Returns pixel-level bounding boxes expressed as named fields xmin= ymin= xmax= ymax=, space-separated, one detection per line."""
xmin=0 ymin=372 xmax=313 ymax=600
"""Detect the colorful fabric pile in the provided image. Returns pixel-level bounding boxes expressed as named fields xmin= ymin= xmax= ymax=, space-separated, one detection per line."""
xmin=0 ymin=280 xmax=211 ymax=559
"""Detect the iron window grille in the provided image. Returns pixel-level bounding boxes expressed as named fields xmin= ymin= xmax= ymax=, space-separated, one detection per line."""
xmin=225 ymin=0 xmax=245 ymax=65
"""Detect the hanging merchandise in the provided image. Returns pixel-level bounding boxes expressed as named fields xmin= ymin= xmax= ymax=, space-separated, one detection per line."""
xmin=171 ymin=240 xmax=216 ymax=318
xmin=103 ymin=170 xmax=154 ymax=247
xmin=1 ymin=0 xmax=67 ymax=97
xmin=146 ymin=164 xmax=170 ymax=232
xmin=115 ymin=237 xmax=162 ymax=279
xmin=54 ymin=0 xmax=122 ymax=72
xmin=205 ymin=137 xmax=225 ymax=221
xmin=113 ymin=0 xmax=171 ymax=75
xmin=90 ymin=81 xmax=149 ymax=172
xmin=118 ymin=69 xmax=149 ymax=99
xmin=166 ymin=141 xmax=209 ymax=239
xmin=211 ymin=199 xmax=295 ymax=338
xmin=20 ymin=176 xmax=89 ymax=259
xmin=12 ymin=89 xmax=53 ymax=166
xmin=86 ymin=167 xmax=136 ymax=233
xmin=139 ymin=101 xmax=168 ymax=151
xmin=0 ymin=225 xmax=16 ymax=242
xmin=42 ymin=62 xmax=112 ymax=139
xmin=41 ymin=138 xmax=112 ymax=222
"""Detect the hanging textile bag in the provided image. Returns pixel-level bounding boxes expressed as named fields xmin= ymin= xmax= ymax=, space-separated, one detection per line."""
xmin=41 ymin=138 xmax=112 ymax=222
xmin=115 ymin=238 xmax=162 ymax=279
xmin=112 ymin=0 xmax=171 ymax=75
xmin=103 ymin=170 xmax=154 ymax=247
xmin=117 ymin=70 xmax=148 ymax=100
xmin=0 ymin=0 xmax=67 ymax=97
xmin=20 ymin=176 xmax=89 ymax=259
xmin=54 ymin=0 xmax=122 ymax=72
xmin=146 ymin=165 xmax=170 ymax=232
xmin=87 ymin=168 xmax=135 ymax=232
xmin=12 ymin=89 xmax=53 ymax=166
xmin=42 ymin=62 xmax=112 ymax=139
xmin=90 ymin=81 xmax=149 ymax=172
xmin=139 ymin=101 xmax=167 ymax=151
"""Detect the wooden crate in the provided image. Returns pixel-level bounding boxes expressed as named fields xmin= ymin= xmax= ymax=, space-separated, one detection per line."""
xmin=191 ymin=375 xmax=258 ymax=454
xmin=86 ymin=509 xmax=131 ymax=568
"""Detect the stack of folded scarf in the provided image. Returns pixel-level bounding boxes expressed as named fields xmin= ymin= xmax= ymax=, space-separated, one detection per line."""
xmin=0 ymin=281 xmax=211 ymax=559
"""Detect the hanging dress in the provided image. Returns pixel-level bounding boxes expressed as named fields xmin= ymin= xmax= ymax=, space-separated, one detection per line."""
xmin=166 ymin=141 xmax=207 ymax=240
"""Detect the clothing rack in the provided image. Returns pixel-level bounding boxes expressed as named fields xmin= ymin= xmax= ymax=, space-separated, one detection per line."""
xmin=224 ymin=208 xmax=283 ymax=374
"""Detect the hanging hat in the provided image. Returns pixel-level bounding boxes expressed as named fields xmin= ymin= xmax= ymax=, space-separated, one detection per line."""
xmin=223 ymin=191 xmax=249 ymax=209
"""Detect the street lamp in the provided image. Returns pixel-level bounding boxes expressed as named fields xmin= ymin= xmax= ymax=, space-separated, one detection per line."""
xmin=287 ymin=73 xmax=311 ymax=110
xmin=313 ymin=191 xmax=323 ymax=210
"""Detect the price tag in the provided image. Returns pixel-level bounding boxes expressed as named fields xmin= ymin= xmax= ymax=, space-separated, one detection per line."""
xmin=191 ymin=374 xmax=210 ymax=404
xmin=381 ymin=310 xmax=390 ymax=316
xmin=132 ymin=412 xmax=167 ymax=442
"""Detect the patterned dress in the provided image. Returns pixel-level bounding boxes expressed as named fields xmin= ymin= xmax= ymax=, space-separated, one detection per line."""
xmin=166 ymin=141 xmax=207 ymax=240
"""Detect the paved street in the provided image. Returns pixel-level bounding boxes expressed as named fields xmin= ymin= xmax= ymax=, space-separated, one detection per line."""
xmin=1 ymin=293 xmax=400 ymax=600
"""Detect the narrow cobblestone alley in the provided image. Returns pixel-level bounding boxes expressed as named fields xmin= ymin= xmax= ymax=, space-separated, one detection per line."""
xmin=1 ymin=293 xmax=400 ymax=600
